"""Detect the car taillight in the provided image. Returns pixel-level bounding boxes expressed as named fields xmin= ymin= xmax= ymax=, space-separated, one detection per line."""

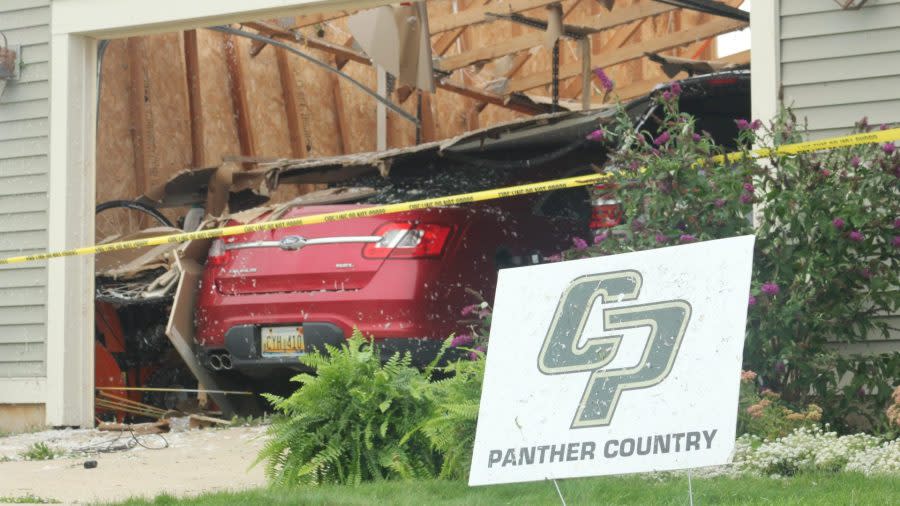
xmin=363 ymin=222 xmax=452 ymax=259
xmin=590 ymin=183 xmax=623 ymax=230
xmin=207 ymin=239 xmax=229 ymax=265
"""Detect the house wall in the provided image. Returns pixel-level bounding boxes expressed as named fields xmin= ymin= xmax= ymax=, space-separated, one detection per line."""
xmin=779 ymin=0 xmax=900 ymax=139
xmin=753 ymin=0 xmax=900 ymax=355
xmin=0 ymin=0 xmax=50 ymax=431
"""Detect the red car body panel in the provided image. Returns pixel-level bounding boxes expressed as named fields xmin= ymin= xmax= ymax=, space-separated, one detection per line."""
xmin=195 ymin=197 xmax=584 ymax=369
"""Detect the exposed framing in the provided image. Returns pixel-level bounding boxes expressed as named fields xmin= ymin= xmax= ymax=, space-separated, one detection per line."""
xmin=44 ymin=0 xmax=748 ymax=426
xmin=47 ymin=0 xmax=398 ymax=427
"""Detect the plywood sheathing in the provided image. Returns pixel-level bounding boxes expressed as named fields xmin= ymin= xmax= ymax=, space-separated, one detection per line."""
xmin=96 ymin=0 xmax=737 ymax=219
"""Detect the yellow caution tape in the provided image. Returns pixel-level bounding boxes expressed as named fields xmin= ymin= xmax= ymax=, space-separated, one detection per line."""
xmin=709 ymin=127 xmax=900 ymax=163
xmin=1 ymin=128 xmax=897 ymax=266
xmin=0 ymin=173 xmax=614 ymax=265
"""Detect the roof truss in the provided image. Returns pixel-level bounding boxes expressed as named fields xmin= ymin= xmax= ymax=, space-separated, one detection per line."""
xmin=250 ymin=0 xmax=748 ymax=115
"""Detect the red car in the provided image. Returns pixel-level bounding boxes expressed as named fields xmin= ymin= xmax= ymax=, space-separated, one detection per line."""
xmin=195 ymin=188 xmax=588 ymax=376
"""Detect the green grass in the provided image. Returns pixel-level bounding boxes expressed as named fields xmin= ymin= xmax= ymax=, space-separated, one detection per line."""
xmin=112 ymin=472 xmax=898 ymax=506
xmin=18 ymin=442 xmax=63 ymax=461
xmin=0 ymin=494 xmax=60 ymax=504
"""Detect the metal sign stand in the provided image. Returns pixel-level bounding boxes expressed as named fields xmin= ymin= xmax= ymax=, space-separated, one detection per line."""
xmin=552 ymin=479 xmax=567 ymax=506
xmin=688 ymin=469 xmax=695 ymax=506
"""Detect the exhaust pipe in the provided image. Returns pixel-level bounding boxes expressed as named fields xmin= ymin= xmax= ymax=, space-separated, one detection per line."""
xmin=208 ymin=354 xmax=222 ymax=371
xmin=219 ymin=354 xmax=233 ymax=370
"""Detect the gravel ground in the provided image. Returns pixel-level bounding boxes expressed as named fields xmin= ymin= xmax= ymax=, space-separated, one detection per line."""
xmin=0 ymin=424 xmax=268 ymax=504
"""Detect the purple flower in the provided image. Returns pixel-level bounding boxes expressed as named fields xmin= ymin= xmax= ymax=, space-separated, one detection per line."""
xmin=546 ymin=254 xmax=562 ymax=263
xmin=883 ymin=143 xmax=896 ymax=154
xmin=662 ymin=90 xmax=673 ymax=102
xmin=692 ymin=133 xmax=702 ymax=142
xmin=735 ymin=119 xmax=751 ymax=130
xmin=832 ymin=217 xmax=845 ymax=229
xmin=460 ymin=304 xmax=478 ymax=316
xmin=743 ymin=182 xmax=754 ymax=192
xmin=859 ymin=268 xmax=873 ymax=279
xmin=679 ymin=234 xmax=696 ymax=243
xmin=880 ymin=124 xmax=890 ymax=131
xmin=849 ymin=230 xmax=864 ymax=242
xmin=593 ymin=231 xmax=609 ymax=244
xmin=572 ymin=237 xmax=589 ymax=250
xmin=653 ymin=131 xmax=671 ymax=146
xmin=586 ymin=129 xmax=604 ymax=142
xmin=740 ymin=193 xmax=753 ymax=204
xmin=748 ymin=295 xmax=757 ymax=307
xmin=761 ymin=282 xmax=780 ymax=296
xmin=714 ymin=198 xmax=726 ymax=208
xmin=469 ymin=345 xmax=486 ymax=361
xmin=477 ymin=309 xmax=491 ymax=319
xmin=628 ymin=160 xmax=640 ymax=171
xmin=774 ymin=361 xmax=786 ymax=374
xmin=593 ymin=67 xmax=615 ymax=92
xmin=450 ymin=334 xmax=473 ymax=348
xmin=821 ymin=169 xmax=832 ymax=177
xmin=750 ymin=119 xmax=763 ymax=131
xmin=894 ymin=218 xmax=900 ymax=229
xmin=655 ymin=234 xmax=667 ymax=244
xmin=850 ymin=156 xmax=860 ymax=168
xmin=893 ymin=236 xmax=900 ymax=248
xmin=670 ymin=82 xmax=682 ymax=96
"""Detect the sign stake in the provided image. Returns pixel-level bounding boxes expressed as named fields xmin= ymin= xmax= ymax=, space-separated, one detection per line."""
xmin=552 ymin=479 xmax=567 ymax=506
xmin=688 ymin=469 xmax=695 ymax=506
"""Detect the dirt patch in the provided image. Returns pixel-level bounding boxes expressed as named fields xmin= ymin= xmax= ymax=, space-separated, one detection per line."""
xmin=0 ymin=425 xmax=267 ymax=504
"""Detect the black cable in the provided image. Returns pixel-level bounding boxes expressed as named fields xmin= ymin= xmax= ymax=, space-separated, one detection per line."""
xmin=73 ymin=428 xmax=169 ymax=455
xmin=551 ymin=40 xmax=560 ymax=113
xmin=653 ymin=0 xmax=749 ymax=22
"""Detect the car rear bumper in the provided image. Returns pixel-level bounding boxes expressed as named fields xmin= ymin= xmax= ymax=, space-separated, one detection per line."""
xmin=213 ymin=322 xmax=452 ymax=372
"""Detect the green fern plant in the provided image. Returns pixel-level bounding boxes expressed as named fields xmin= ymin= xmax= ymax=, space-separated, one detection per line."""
xmin=420 ymin=353 xmax=485 ymax=480
xmin=255 ymin=329 xmax=439 ymax=486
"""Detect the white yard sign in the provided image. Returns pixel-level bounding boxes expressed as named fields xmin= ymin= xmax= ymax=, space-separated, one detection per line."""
xmin=469 ymin=236 xmax=755 ymax=486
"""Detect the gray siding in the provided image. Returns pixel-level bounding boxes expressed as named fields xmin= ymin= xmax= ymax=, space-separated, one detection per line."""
xmin=780 ymin=0 xmax=900 ymax=139
xmin=0 ymin=0 xmax=50 ymax=378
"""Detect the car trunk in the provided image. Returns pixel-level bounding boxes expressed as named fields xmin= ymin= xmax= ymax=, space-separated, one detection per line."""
xmin=213 ymin=205 xmax=464 ymax=296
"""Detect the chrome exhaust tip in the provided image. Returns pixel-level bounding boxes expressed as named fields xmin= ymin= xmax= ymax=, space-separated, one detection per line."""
xmin=208 ymin=354 xmax=223 ymax=371
xmin=220 ymin=354 xmax=233 ymax=370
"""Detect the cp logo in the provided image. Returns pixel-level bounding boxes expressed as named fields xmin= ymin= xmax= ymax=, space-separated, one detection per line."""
xmin=537 ymin=270 xmax=691 ymax=429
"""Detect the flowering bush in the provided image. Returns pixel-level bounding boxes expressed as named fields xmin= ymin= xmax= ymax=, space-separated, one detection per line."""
xmin=565 ymin=89 xmax=899 ymax=432
xmin=732 ymin=427 xmax=896 ymax=476
xmin=738 ymin=370 xmax=822 ymax=441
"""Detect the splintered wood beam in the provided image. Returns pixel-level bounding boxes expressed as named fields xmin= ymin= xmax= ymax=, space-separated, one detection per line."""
xmin=437 ymin=79 xmax=546 ymax=115
xmin=275 ymin=47 xmax=308 ymax=158
xmin=507 ymin=17 xmax=747 ymax=92
xmin=719 ymin=49 xmax=751 ymax=65
xmin=429 ymin=0 xmax=561 ymax=34
xmin=334 ymin=36 xmax=357 ymax=70
xmin=331 ymin=74 xmax=351 ymax=155
xmin=419 ymin=91 xmax=437 ymax=143
xmin=434 ymin=28 xmax=466 ymax=56
xmin=183 ymin=30 xmax=205 ymax=167
xmin=224 ymin=34 xmax=256 ymax=167
xmin=242 ymin=22 xmax=543 ymax=116
xmin=126 ymin=37 xmax=149 ymax=195
xmin=436 ymin=2 xmax=678 ymax=72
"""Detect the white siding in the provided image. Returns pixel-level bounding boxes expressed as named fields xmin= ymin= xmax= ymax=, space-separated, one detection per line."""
xmin=779 ymin=0 xmax=900 ymax=139
xmin=0 ymin=0 xmax=50 ymax=379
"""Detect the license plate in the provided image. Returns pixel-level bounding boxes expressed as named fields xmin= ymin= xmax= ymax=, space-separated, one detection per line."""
xmin=261 ymin=326 xmax=305 ymax=357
